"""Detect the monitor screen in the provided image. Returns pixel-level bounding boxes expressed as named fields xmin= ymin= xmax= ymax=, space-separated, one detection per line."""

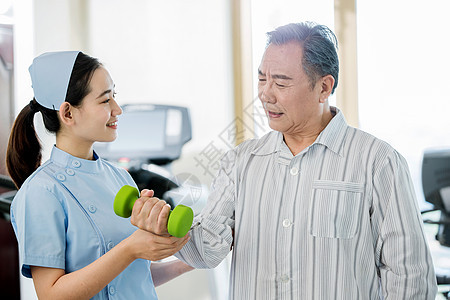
xmin=110 ymin=110 xmax=166 ymax=152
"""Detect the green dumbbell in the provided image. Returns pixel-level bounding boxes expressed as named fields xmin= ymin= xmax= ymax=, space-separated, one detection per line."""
xmin=114 ymin=185 xmax=193 ymax=238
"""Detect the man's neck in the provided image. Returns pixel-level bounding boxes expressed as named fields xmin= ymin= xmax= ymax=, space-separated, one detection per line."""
xmin=283 ymin=109 xmax=334 ymax=156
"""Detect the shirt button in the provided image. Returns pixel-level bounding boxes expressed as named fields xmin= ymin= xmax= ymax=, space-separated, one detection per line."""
xmin=109 ymin=285 xmax=116 ymax=295
xmin=56 ymin=174 xmax=66 ymax=181
xmin=280 ymin=274 xmax=290 ymax=283
xmin=290 ymin=167 xmax=299 ymax=176
xmin=107 ymin=242 xmax=115 ymax=250
xmin=66 ymin=169 xmax=75 ymax=176
xmin=72 ymin=160 xmax=81 ymax=168
xmin=88 ymin=204 xmax=97 ymax=213
xmin=282 ymin=219 xmax=292 ymax=228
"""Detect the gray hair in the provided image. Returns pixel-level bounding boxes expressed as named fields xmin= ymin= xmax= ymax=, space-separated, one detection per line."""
xmin=266 ymin=22 xmax=339 ymax=94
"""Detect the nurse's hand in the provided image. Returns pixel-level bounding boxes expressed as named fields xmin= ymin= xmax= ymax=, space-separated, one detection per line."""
xmin=127 ymin=229 xmax=190 ymax=261
xmin=130 ymin=189 xmax=170 ymax=236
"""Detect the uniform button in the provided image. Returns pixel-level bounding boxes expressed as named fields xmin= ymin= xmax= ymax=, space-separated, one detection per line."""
xmin=282 ymin=219 xmax=292 ymax=228
xmin=290 ymin=167 xmax=299 ymax=176
xmin=88 ymin=204 xmax=97 ymax=213
xmin=66 ymin=169 xmax=75 ymax=176
xmin=107 ymin=242 xmax=115 ymax=250
xmin=72 ymin=160 xmax=81 ymax=168
xmin=56 ymin=174 xmax=66 ymax=181
xmin=280 ymin=274 xmax=290 ymax=283
xmin=109 ymin=285 xmax=116 ymax=295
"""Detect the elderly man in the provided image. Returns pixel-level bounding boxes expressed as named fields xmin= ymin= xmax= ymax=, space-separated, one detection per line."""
xmin=134 ymin=22 xmax=437 ymax=299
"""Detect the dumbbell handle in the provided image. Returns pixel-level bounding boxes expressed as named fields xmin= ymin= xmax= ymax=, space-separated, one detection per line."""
xmin=114 ymin=185 xmax=193 ymax=238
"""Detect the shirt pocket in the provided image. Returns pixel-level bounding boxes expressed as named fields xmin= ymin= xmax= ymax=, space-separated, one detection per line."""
xmin=309 ymin=180 xmax=365 ymax=239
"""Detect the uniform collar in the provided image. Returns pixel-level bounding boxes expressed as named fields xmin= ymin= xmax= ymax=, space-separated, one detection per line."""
xmin=50 ymin=145 xmax=104 ymax=173
xmin=252 ymin=106 xmax=349 ymax=158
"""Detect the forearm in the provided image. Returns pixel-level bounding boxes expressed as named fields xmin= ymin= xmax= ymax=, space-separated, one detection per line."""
xmin=32 ymin=238 xmax=135 ymax=300
xmin=32 ymin=229 xmax=189 ymax=299
xmin=151 ymin=259 xmax=194 ymax=287
xmin=379 ymin=228 xmax=437 ymax=299
xmin=175 ymin=218 xmax=233 ymax=269
xmin=379 ymin=265 xmax=437 ymax=300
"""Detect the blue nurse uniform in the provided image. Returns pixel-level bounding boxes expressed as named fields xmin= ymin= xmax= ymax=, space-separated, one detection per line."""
xmin=10 ymin=146 xmax=157 ymax=299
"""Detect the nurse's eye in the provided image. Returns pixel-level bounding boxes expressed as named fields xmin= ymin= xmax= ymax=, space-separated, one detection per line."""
xmin=103 ymin=92 xmax=117 ymax=104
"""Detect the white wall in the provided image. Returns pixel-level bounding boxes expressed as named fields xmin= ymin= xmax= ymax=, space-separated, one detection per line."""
xmin=88 ymin=0 xmax=233 ymax=149
xmin=12 ymin=0 xmax=36 ymax=297
xmin=86 ymin=0 xmax=234 ymax=187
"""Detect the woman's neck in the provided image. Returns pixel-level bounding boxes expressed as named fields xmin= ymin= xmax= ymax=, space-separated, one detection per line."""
xmin=56 ymin=134 xmax=95 ymax=160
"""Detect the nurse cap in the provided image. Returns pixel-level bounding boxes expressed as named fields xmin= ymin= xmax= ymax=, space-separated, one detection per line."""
xmin=28 ymin=51 xmax=80 ymax=110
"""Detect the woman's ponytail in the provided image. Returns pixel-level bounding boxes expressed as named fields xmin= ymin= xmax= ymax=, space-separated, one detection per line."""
xmin=6 ymin=99 xmax=42 ymax=188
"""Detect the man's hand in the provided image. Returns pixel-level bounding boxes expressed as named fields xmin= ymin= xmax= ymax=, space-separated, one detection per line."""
xmin=130 ymin=189 xmax=171 ymax=236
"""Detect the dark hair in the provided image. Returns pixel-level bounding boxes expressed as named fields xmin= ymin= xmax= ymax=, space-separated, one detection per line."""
xmin=6 ymin=52 xmax=101 ymax=188
xmin=266 ymin=22 xmax=339 ymax=94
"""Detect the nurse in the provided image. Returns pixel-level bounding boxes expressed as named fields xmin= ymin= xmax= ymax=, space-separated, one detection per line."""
xmin=6 ymin=51 xmax=192 ymax=299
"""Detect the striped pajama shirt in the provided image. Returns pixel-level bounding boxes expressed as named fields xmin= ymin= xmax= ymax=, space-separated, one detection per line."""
xmin=177 ymin=107 xmax=437 ymax=299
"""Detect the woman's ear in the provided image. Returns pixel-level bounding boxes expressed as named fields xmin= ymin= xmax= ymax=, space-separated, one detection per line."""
xmin=58 ymin=102 xmax=74 ymax=126
xmin=319 ymin=75 xmax=335 ymax=103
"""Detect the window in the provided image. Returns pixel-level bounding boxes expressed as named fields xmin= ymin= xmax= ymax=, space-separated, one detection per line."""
xmin=357 ymin=0 xmax=450 ymax=210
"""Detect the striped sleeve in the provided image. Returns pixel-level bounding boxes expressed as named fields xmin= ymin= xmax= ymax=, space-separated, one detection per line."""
xmin=175 ymin=149 xmax=236 ymax=268
xmin=373 ymin=150 xmax=437 ymax=299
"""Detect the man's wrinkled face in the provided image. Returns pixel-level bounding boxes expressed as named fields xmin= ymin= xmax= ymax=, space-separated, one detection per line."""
xmin=258 ymin=41 xmax=323 ymax=135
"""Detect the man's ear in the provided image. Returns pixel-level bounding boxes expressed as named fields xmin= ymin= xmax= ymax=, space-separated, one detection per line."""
xmin=319 ymin=75 xmax=335 ymax=103
xmin=58 ymin=102 xmax=74 ymax=126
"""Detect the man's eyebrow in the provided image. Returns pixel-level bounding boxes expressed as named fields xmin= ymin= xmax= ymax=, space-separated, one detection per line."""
xmin=272 ymin=74 xmax=292 ymax=80
xmin=257 ymin=69 xmax=292 ymax=80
